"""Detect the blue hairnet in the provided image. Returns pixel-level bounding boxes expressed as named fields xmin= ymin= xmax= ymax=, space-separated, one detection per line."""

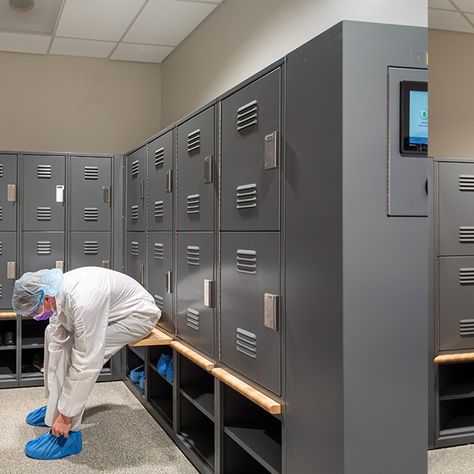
xmin=12 ymin=268 xmax=63 ymax=315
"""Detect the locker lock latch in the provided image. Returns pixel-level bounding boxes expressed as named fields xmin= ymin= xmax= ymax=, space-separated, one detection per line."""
xmin=264 ymin=131 xmax=278 ymax=170
xmin=264 ymin=293 xmax=279 ymax=331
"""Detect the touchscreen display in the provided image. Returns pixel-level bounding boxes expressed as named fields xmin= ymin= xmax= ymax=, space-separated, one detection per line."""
xmin=409 ymin=90 xmax=428 ymax=145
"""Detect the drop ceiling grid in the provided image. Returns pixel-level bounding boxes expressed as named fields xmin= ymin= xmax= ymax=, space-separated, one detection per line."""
xmin=429 ymin=0 xmax=474 ymax=33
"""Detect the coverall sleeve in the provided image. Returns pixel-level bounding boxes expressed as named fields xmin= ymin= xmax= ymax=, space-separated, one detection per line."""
xmin=57 ymin=299 xmax=109 ymax=418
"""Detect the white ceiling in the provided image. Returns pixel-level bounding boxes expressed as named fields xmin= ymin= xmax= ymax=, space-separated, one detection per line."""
xmin=0 ymin=0 xmax=222 ymax=62
xmin=429 ymin=0 xmax=474 ymax=33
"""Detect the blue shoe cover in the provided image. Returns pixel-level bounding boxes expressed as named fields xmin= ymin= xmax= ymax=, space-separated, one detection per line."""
xmin=157 ymin=354 xmax=172 ymax=377
xmin=129 ymin=365 xmax=144 ymax=383
xmin=26 ymin=406 xmax=48 ymax=427
xmin=139 ymin=374 xmax=145 ymax=392
xmin=25 ymin=431 xmax=82 ymax=460
xmin=165 ymin=357 xmax=174 ymax=384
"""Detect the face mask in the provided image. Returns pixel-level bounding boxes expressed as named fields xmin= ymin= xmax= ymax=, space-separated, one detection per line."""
xmin=33 ymin=310 xmax=54 ymax=321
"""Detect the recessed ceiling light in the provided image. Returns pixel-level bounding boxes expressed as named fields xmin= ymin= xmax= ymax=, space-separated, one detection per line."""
xmin=9 ymin=0 xmax=35 ymax=12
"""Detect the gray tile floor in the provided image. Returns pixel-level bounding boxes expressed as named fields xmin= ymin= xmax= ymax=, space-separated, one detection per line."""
xmin=0 ymin=381 xmax=197 ymax=473
xmin=429 ymin=444 xmax=474 ymax=473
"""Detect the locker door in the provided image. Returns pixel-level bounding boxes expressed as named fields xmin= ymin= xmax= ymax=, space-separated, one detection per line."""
xmin=221 ymin=69 xmax=281 ymax=231
xmin=148 ymin=132 xmax=173 ymax=231
xmin=148 ymin=232 xmax=173 ymax=332
xmin=22 ymin=233 xmax=65 ymax=273
xmin=177 ymin=106 xmax=215 ymax=231
xmin=126 ymin=232 xmax=146 ymax=286
xmin=126 ymin=148 xmax=146 ymax=232
xmin=70 ymin=232 xmax=111 ymax=270
xmin=440 ymin=256 xmax=474 ymax=351
xmin=177 ymin=232 xmax=215 ymax=357
xmin=439 ymin=162 xmax=474 ymax=256
xmin=0 ymin=233 xmax=16 ymax=309
xmin=70 ymin=157 xmax=111 ymax=232
xmin=23 ymin=155 xmax=66 ymax=231
xmin=221 ymin=232 xmax=281 ymax=394
xmin=0 ymin=154 xmax=17 ymax=231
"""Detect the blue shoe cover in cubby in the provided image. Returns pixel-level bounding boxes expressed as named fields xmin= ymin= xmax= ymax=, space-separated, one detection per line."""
xmin=165 ymin=357 xmax=174 ymax=384
xmin=26 ymin=406 xmax=48 ymax=427
xmin=157 ymin=354 xmax=172 ymax=377
xmin=25 ymin=431 xmax=82 ymax=460
xmin=129 ymin=365 xmax=144 ymax=383
xmin=139 ymin=373 xmax=145 ymax=392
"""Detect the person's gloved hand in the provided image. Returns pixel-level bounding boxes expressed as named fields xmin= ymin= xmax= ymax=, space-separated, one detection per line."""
xmin=52 ymin=413 xmax=72 ymax=438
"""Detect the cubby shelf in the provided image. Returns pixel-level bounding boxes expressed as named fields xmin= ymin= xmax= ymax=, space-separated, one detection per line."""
xmin=0 ymin=345 xmax=16 ymax=352
xmin=129 ymin=345 xmax=146 ymax=360
xmin=180 ymin=388 xmax=214 ymax=421
xmin=178 ymin=427 xmax=215 ymax=469
xmin=440 ymin=383 xmax=474 ymax=401
xmin=150 ymin=362 xmax=172 ymax=385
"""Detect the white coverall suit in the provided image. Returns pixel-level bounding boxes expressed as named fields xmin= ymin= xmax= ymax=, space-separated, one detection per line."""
xmin=43 ymin=267 xmax=160 ymax=431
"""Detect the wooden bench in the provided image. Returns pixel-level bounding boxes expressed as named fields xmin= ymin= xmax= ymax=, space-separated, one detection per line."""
xmin=128 ymin=327 xmax=173 ymax=347
xmin=0 ymin=311 xmax=16 ymax=319
xmin=434 ymin=353 xmax=474 ymax=364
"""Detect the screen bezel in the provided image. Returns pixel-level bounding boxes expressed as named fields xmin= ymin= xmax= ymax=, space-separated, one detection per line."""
xmin=400 ymin=80 xmax=428 ymax=157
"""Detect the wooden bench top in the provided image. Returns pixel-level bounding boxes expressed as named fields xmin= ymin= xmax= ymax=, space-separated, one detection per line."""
xmin=170 ymin=341 xmax=215 ymax=372
xmin=0 ymin=311 xmax=16 ymax=319
xmin=434 ymin=353 xmax=474 ymax=364
xmin=129 ymin=327 xmax=172 ymax=347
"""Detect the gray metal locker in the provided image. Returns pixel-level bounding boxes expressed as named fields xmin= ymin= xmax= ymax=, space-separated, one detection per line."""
xmin=0 ymin=232 xmax=16 ymax=309
xmin=126 ymin=232 xmax=146 ymax=286
xmin=126 ymin=147 xmax=146 ymax=232
xmin=148 ymin=132 xmax=173 ymax=231
xmin=439 ymin=256 xmax=474 ymax=351
xmin=177 ymin=107 xmax=215 ymax=231
xmin=220 ymin=232 xmax=280 ymax=394
xmin=23 ymin=155 xmax=65 ymax=232
xmin=176 ymin=232 xmax=215 ymax=357
xmin=221 ymin=69 xmax=281 ymax=231
xmin=70 ymin=156 xmax=111 ymax=232
xmin=148 ymin=232 xmax=173 ymax=333
xmin=22 ymin=232 xmax=65 ymax=273
xmin=70 ymin=232 xmax=111 ymax=270
xmin=0 ymin=154 xmax=17 ymax=232
xmin=439 ymin=162 xmax=474 ymax=256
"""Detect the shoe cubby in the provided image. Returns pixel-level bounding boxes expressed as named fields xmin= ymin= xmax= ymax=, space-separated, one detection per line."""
xmin=0 ymin=350 xmax=16 ymax=381
xmin=223 ymin=385 xmax=282 ymax=474
xmin=439 ymin=362 xmax=474 ymax=401
xmin=21 ymin=348 xmax=44 ymax=380
xmin=224 ymin=434 xmax=272 ymax=474
xmin=0 ymin=319 xmax=17 ymax=351
xmin=149 ymin=346 xmax=173 ymax=426
xmin=149 ymin=345 xmax=174 ymax=385
xmin=125 ymin=347 xmax=146 ymax=397
xmin=21 ymin=319 xmax=47 ymax=349
xmin=440 ymin=397 xmax=474 ymax=437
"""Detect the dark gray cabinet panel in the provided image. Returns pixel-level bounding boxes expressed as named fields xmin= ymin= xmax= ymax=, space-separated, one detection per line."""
xmin=439 ymin=162 xmax=474 ymax=256
xmin=148 ymin=232 xmax=173 ymax=333
xmin=439 ymin=256 xmax=474 ymax=351
xmin=23 ymin=155 xmax=65 ymax=232
xmin=70 ymin=232 xmax=111 ymax=270
xmin=22 ymin=232 xmax=65 ymax=273
xmin=0 ymin=232 xmax=16 ymax=309
xmin=148 ymin=132 xmax=173 ymax=231
xmin=176 ymin=232 xmax=215 ymax=357
xmin=221 ymin=69 xmax=281 ymax=231
xmin=126 ymin=147 xmax=146 ymax=232
xmin=177 ymin=107 xmax=215 ymax=231
xmin=70 ymin=156 xmax=111 ymax=232
xmin=126 ymin=232 xmax=146 ymax=286
xmin=220 ymin=232 xmax=281 ymax=394
xmin=0 ymin=154 xmax=17 ymax=232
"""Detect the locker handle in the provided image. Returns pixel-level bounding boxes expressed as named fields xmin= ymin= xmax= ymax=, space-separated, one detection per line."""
xmin=139 ymin=264 xmax=145 ymax=285
xmin=204 ymin=279 xmax=214 ymax=308
xmin=166 ymin=169 xmax=173 ymax=193
xmin=166 ymin=271 xmax=172 ymax=294
xmin=264 ymin=293 xmax=279 ymax=331
xmin=139 ymin=180 xmax=145 ymax=200
xmin=7 ymin=262 xmax=16 ymax=279
xmin=102 ymin=260 xmax=111 ymax=269
xmin=56 ymin=260 xmax=65 ymax=272
xmin=7 ymin=184 xmax=17 ymax=202
xmin=56 ymin=185 xmax=65 ymax=203
xmin=204 ymin=155 xmax=214 ymax=184
xmin=264 ymin=131 xmax=278 ymax=170
xmin=103 ymin=186 xmax=111 ymax=204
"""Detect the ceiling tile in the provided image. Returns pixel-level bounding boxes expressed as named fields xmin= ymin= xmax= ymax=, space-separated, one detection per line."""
xmin=0 ymin=0 xmax=62 ymax=35
xmin=56 ymin=0 xmax=145 ymax=41
xmin=124 ymin=0 xmax=217 ymax=46
xmin=429 ymin=0 xmax=456 ymax=9
xmin=452 ymin=0 xmax=474 ymax=13
xmin=429 ymin=8 xmax=474 ymax=31
xmin=111 ymin=43 xmax=174 ymax=63
xmin=0 ymin=31 xmax=50 ymax=53
xmin=466 ymin=12 xmax=474 ymax=22
xmin=50 ymin=37 xmax=116 ymax=58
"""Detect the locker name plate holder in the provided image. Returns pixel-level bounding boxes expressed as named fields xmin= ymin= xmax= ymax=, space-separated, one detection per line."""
xmin=264 ymin=131 xmax=278 ymax=170
xmin=264 ymin=293 xmax=279 ymax=331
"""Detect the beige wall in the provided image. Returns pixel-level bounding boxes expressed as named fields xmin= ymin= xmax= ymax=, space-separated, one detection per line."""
xmin=161 ymin=0 xmax=427 ymax=126
xmin=0 ymin=52 xmax=161 ymax=154
xmin=429 ymin=29 xmax=474 ymax=158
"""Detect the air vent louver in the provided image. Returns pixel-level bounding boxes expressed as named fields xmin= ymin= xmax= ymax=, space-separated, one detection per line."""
xmin=154 ymin=243 xmax=164 ymax=260
xmin=36 ymin=207 xmax=52 ymax=221
xmin=236 ymin=328 xmax=257 ymax=359
xmin=154 ymin=147 xmax=165 ymax=167
xmin=237 ymin=100 xmax=258 ymax=131
xmin=84 ymin=241 xmax=99 ymax=255
xmin=131 ymin=160 xmax=139 ymax=178
xmin=154 ymin=201 xmax=164 ymax=218
xmin=131 ymin=205 xmax=139 ymax=221
xmin=460 ymin=175 xmax=474 ymax=191
xmin=131 ymin=241 xmax=139 ymax=257
xmin=460 ymin=319 xmax=474 ymax=337
xmin=37 ymin=241 xmax=51 ymax=255
xmin=186 ymin=308 xmax=200 ymax=331
xmin=187 ymin=246 xmax=200 ymax=266
xmin=236 ymin=184 xmax=257 ymax=209
xmin=84 ymin=166 xmax=99 ymax=180
xmin=459 ymin=227 xmax=474 ymax=243
xmin=37 ymin=164 xmax=52 ymax=179
xmin=84 ymin=207 xmax=99 ymax=222
xmin=187 ymin=129 xmax=201 ymax=153
xmin=460 ymin=268 xmax=474 ymax=285
xmin=0 ymin=164 xmax=3 ymax=178
xmin=187 ymin=194 xmax=200 ymax=215
xmin=154 ymin=295 xmax=164 ymax=308
xmin=236 ymin=249 xmax=257 ymax=274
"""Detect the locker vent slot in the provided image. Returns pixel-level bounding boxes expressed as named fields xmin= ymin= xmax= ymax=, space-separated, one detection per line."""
xmin=0 ymin=241 xmax=2 ymax=255
xmin=0 ymin=207 xmax=2 ymax=221
xmin=236 ymin=249 xmax=257 ymax=274
xmin=460 ymin=268 xmax=474 ymax=285
xmin=154 ymin=147 xmax=165 ymax=167
xmin=0 ymin=163 xmax=3 ymax=177
xmin=154 ymin=243 xmax=164 ymax=260
xmin=186 ymin=246 xmax=200 ymax=266
xmin=131 ymin=241 xmax=139 ymax=257
xmin=36 ymin=207 xmax=52 ymax=221
xmin=187 ymin=129 xmax=201 ymax=153
xmin=37 ymin=241 xmax=52 ymax=255
xmin=237 ymin=100 xmax=258 ymax=132
xmin=187 ymin=194 xmax=200 ymax=215
xmin=131 ymin=205 xmax=139 ymax=221
xmin=236 ymin=328 xmax=257 ymax=359
xmin=131 ymin=160 xmax=139 ymax=178
xmin=460 ymin=319 xmax=474 ymax=337
xmin=186 ymin=308 xmax=200 ymax=331
xmin=236 ymin=184 xmax=257 ymax=209
xmin=0 ymin=284 xmax=2 ymax=299
xmin=154 ymin=295 xmax=164 ymax=309
xmin=154 ymin=201 xmax=164 ymax=218
xmin=459 ymin=227 xmax=474 ymax=243
xmin=459 ymin=175 xmax=474 ymax=191
xmin=37 ymin=164 xmax=52 ymax=179
xmin=84 ymin=207 xmax=99 ymax=222
xmin=84 ymin=166 xmax=99 ymax=180
xmin=84 ymin=241 xmax=99 ymax=255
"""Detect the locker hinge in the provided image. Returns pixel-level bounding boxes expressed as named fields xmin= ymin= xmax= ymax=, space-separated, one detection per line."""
xmin=7 ymin=184 xmax=17 ymax=202
xmin=166 ymin=169 xmax=173 ymax=193
xmin=204 ymin=279 xmax=215 ymax=308
xmin=56 ymin=185 xmax=65 ymax=203
xmin=7 ymin=262 xmax=16 ymax=279
xmin=56 ymin=260 xmax=65 ymax=272
xmin=166 ymin=271 xmax=172 ymax=294
xmin=102 ymin=260 xmax=111 ymax=269
xmin=264 ymin=131 xmax=278 ymax=170
xmin=204 ymin=155 xmax=214 ymax=184
xmin=264 ymin=293 xmax=279 ymax=331
xmin=103 ymin=186 xmax=111 ymax=205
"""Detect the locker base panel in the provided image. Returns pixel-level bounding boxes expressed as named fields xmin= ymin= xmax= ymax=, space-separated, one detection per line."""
xmin=129 ymin=327 xmax=172 ymax=347
xmin=436 ymin=430 xmax=474 ymax=448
